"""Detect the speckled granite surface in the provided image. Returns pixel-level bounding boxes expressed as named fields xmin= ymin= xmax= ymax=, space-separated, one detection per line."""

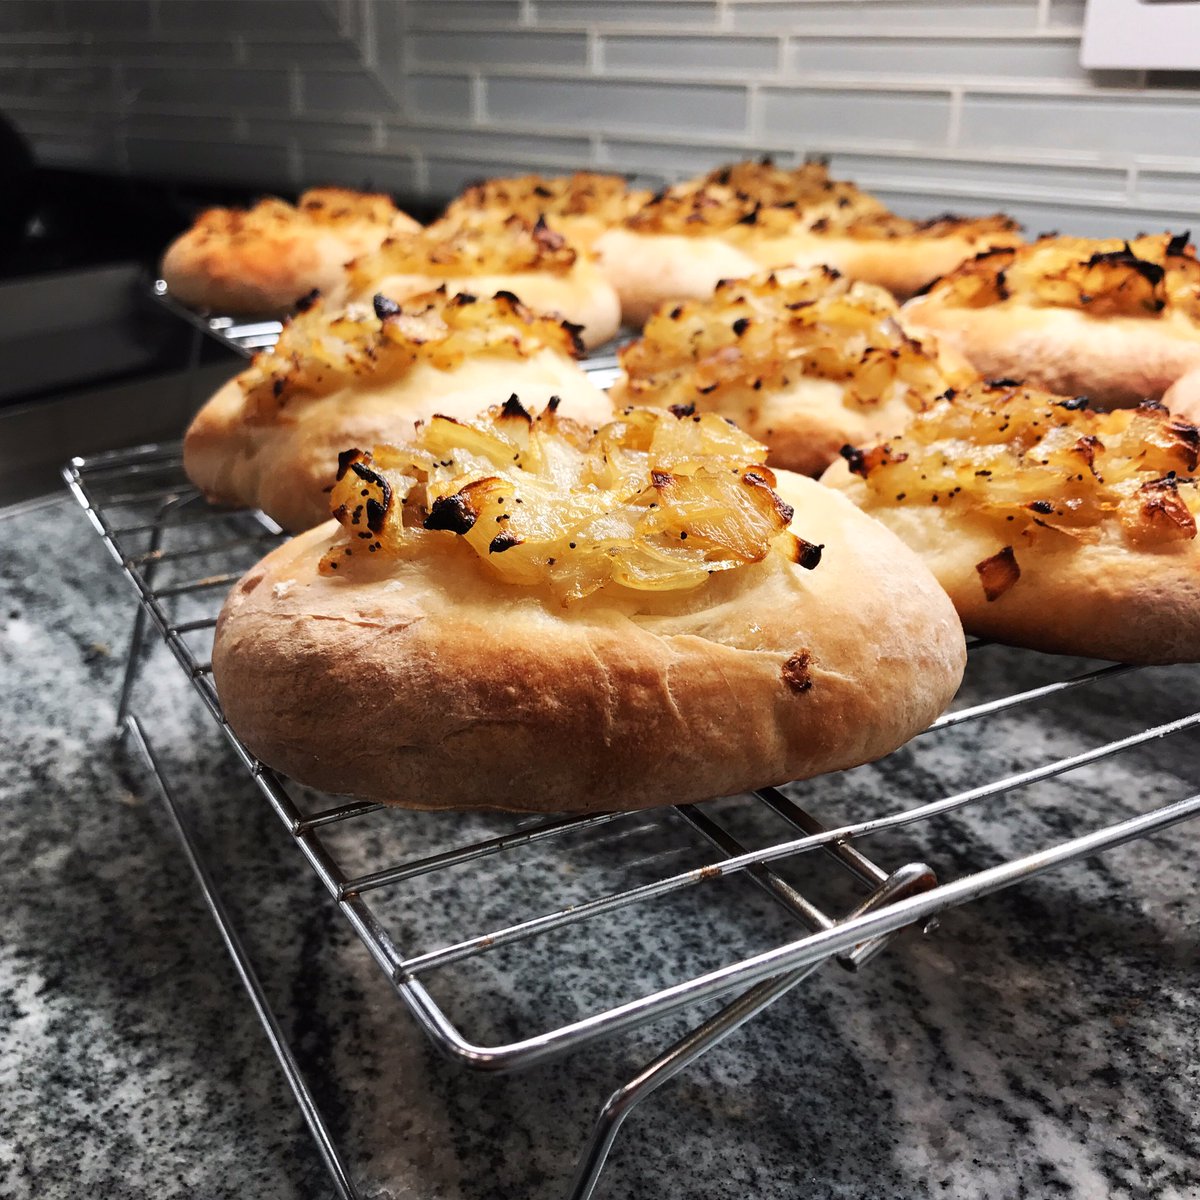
xmin=3 ymin=487 xmax=1200 ymax=1200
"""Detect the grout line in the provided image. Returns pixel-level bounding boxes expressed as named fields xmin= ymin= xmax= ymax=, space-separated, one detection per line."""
xmin=471 ymin=73 xmax=486 ymax=124
xmin=413 ymin=151 xmax=430 ymax=194
xmin=289 ymin=65 xmax=303 ymax=115
xmin=946 ymin=84 xmax=963 ymax=149
xmin=745 ymin=82 xmax=761 ymax=142
xmin=358 ymin=0 xmax=378 ymax=68
xmin=1037 ymin=0 xmax=1051 ymax=28
xmin=588 ymin=29 xmax=602 ymax=74
xmin=287 ymin=137 xmax=302 ymax=187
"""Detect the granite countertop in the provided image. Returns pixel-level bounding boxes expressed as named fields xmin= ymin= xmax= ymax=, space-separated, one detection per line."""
xmin=3 ymin=487 xmax=1200 ymax=1200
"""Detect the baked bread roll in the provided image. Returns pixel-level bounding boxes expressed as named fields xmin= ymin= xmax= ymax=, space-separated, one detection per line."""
xmin=184 ymin=288 xmax=611 ymax=532
xmin=160 ymin=187 xmax=420 ymax=315
xmin=822 ymin=380 xmax=1200 ymax=662
xmin=903 ymin=234 xmax=1200 ymax=406
xmin=595 ymin=159 xmax=1020 ymax=325
xmin=442 ymin=171 xmax=650 ymax=250
xmin=213 ymin=404 xmax=966 ymax=812
xmin=611 ymin=266 xmax=976 ymax=476
xmin=341 ymin=213 xmax=621 ymax=348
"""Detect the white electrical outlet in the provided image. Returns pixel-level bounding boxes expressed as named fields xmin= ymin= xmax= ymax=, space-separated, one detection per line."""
xmin=1082 ymin=0 xmax=1200 ymax=70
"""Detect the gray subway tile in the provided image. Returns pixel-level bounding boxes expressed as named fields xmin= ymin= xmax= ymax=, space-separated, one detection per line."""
xmin=786 ymin=35 xmax=1085 ymax=81
xmin=1133 ymin=168 xmax=1200 ymax=208
xmin=532 ymin=0 xmax=710 ymax=24
xmin=243 ymin=37 xmax=365 ymax=66
xmin=1046 ymin=0 xmax=1087 ymax=27
xmin=244 ymin=115 xmax=376 ymax=149
xmin=603 ymin=34 xmax=780 ymax=75
xmin=34 ymin=133 xmax=123 ymax=169
xmin=761 ymin=86 xmax=951 ymax=147
xmin=157 ymin=0 xmax=338 ymax=33
xmin=829 ymin=152 xmax=1128 ymax=202
xmin=406 ymin=1 xmax=522 ymax=27
xmin=0 ymin=59 xmax=113 ymax=104
xmin=301 ymin=69 xmax=399 ymax=113
xmin=388 ymin=124 xmax=593 ymax=161
xmin=122 ymin=64 xmax=291 ymax=109
xmin=125 ymin=135 xmax=291 ymax=186
xmin=959 ymin=92 xmax=1200 ymax=158
xmin=732 ymin=2 xmax=1040 ymax=32
xmin=57 ymin=0 xmax=153 ymax=32
xmin=0 ymin=1 xmax=62 ymax=34
xmin=486 ymin=76 xmax=748 ymax=134
xmin=299 ymin=147 xmax=417 ymax=192
xmin=121 ymin=112 xmax=238 ymax=141
xmin=401 ymin=73 xmax=475 ymax=120
xmin=410 ymin=31 xmax=588 ymax=69
xmin=533 ymin=1 xmax=719 ymax=25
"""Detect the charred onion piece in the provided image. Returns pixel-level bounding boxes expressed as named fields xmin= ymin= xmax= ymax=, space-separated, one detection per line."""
xmin=975 ymin=546 xmax=1020 ymax=602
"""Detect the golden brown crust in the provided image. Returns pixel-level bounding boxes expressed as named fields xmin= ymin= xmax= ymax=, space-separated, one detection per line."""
xmin=160 ymin=187 xmax=420 ymax=315
xmin=343 ymin=215 xmax=621 ymax=347
xmin=1164 ymin=364 xmax=1200 ymax=424
xmin=443 ymin=172 xmax=651 ymax=249
xmin=611 ymin=267 xmax=974 ymax=476
xmin=904 ymin=234 xmax=1200 ymax=405
xmin=211 ymin=470 xmax=966 ymax=812
xmin=183 ymin=290 xmax=612 ymax=531
xmin=594 ymin=229 xmax=760 ymax=326
xmin=821 ymin=381 xmax=1200 ymax=662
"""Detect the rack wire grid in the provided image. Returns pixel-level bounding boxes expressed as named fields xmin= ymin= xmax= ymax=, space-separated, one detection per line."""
xmin=66 ymin=303 xmax=1200 ymax=1200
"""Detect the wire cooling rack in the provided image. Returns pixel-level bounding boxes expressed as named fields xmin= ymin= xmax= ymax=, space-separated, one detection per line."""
xmin=63 ymin=436 xmax=1200 ymax=1200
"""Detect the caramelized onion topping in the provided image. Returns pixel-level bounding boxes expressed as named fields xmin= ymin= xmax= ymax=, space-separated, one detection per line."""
xmin=843 ymin=380 xmax=1200 ymax=553
xmin=444 ymin=172 xmax=650 ymax=227
xmin=319 ymin=403 xmax=817 ymax=603
xmin=623 ymin=158 xmax=1014 ymax=244
xmin=625 ymin=160 xmax=884 ymax=238
xmin=924 ymin=233 xmax=1200 ymax=320
xmin=237 ymin=288 xmax=583 ymax=418
xmin=347 ymin=213 xmax=577 ymax=293
xmin=618 ymin=267 xmax=972 ymax=420
xmin=186 ymin=188 xmax=400 ymax=247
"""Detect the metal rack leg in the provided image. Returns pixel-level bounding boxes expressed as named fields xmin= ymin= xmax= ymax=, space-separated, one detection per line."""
xmin=564 ymin=861 xmax=936 ymax=1200
xmin=121 ymin=712 xmax=362 ymax=1200
xmin=564 ymin=964 xmax=822 ymax=1200
xmin=115 ymin=555 xmax=162 ymax=729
